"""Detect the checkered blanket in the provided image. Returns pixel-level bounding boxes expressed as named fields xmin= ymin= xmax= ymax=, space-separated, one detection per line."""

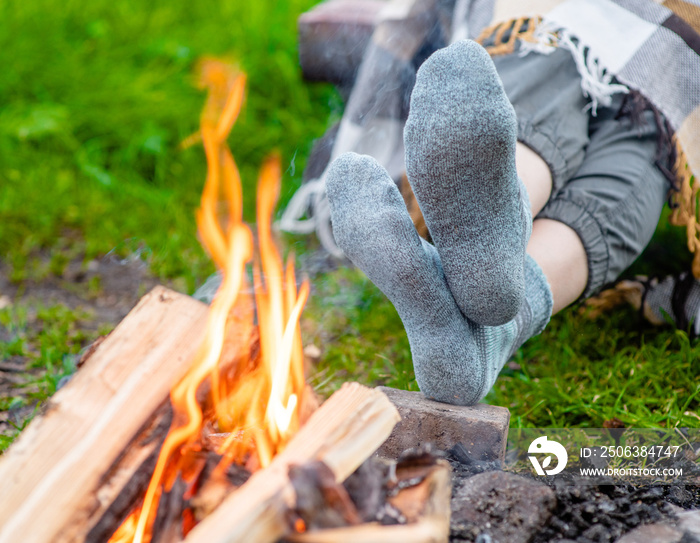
xmin=280 ymin=0 xmax=700 ymax=274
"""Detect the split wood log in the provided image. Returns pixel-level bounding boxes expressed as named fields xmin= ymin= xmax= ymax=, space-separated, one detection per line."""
xmin=184 ymin=382 xmax=401 ymax=543
xmin=85 ymin=402 xmax=173 ymax=543
xmin=0 ymin=286 xmax=208 ymax=543
xmin=288 ymin=458 xmax=452 ymax=543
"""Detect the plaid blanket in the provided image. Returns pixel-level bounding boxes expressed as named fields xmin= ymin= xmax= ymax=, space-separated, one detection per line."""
xmin=280 ymin=0 xmax=700 ymax=275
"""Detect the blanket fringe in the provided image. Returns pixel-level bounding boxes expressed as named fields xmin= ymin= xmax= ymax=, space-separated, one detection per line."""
xmin=475 ymin=17 xmax=542 ymax=56
xmin=556 ymin=30 xmax=628 ymax=114
xmin=668 ymin=137 xmax=700 ymax=278
xmin=582 ymin=279 xmax=644 ymax=319
xmin=477 ymin=17 xmax=627 ymax=114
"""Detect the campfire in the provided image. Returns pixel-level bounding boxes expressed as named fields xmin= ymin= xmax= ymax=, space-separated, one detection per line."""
xmin=107 ymin=58 xmax=314 ymax=543
xmin=0 ymin=57 xmax=451 ymax=543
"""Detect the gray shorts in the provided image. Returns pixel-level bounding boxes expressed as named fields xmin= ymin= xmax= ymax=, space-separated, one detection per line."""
xmin=492 ymin=47 xmax=670 ymax=298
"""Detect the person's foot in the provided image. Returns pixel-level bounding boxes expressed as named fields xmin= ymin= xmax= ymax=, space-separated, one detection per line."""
xmin=326 ymin=152 xmax=552 ymax=405
xmin=404 ymin=39 xmax=531 ymax=326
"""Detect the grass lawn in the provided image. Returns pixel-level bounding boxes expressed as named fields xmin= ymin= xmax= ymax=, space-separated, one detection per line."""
xmin=1 ymin=0 xmax=698 ymax=453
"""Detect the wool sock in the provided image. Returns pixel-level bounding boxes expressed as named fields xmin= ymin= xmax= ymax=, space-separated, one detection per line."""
xmin=326 ymin=152 xmax=552 ymax=405
xmin=404 ymin=39 xmax=531 ymax=326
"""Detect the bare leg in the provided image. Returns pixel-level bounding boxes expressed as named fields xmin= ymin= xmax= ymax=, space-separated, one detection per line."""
xmin=516 ymin=143 xmax=552 ymax=216
xmin=527 ymin=220 xmax=588 ymax=313
xmin=516 ymin=142 xmax=588 ymax=313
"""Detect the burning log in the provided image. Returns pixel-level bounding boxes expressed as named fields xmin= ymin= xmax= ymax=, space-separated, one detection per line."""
xmin=288 ymin=450 xmax=451 ymax=543
xmin=185 ymin=382 xmax=401 ymax=543
xmin=0 ymin=287 xmax=403 ymax=542
xmin=0 ymin=287 xmax=208 ymax=543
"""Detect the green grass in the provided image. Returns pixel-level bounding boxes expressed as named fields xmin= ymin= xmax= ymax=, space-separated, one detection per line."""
xmin=0 ymin=0 xmax=698 ymax=455
xmin=304 ymin=266 xmax=418 ymax=396
xmin=496 ymin=307 xmax=700 ymax=428
xmin=0 ymin=0 xmax=339 ymax=290
xmin=0 ymin=303 xmax=107 ymax=452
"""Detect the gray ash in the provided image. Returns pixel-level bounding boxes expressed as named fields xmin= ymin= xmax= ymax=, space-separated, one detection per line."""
xmin=445 ymin=444 xmax=700 ymax=543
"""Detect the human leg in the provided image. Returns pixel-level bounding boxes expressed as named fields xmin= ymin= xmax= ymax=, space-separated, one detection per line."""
xmin=517 ymin=142 xmax=588 ymax=315
xmin=516 ymin=142 xmax=552 ymax=216
xmin=324 ymin=41 xmax=571 ymax=404
xmin=536 ymin=95 xmax=669 ymax=306
xmin=327 ymin=44 xmax=668 ymax=405
xmin=527 ymin=219 xmax=588 ymax=314
xmin=517 ymin=95 xmax=669 ymax=315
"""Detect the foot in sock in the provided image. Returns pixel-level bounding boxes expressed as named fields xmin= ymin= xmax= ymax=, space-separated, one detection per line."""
xmin=405 ymin=39 xmax=531 ymax=326
xmin=326 ymin=152 xmax=552 ymax=405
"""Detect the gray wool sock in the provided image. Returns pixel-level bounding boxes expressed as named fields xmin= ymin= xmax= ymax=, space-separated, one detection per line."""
xmin=326 ymin=152 xmax=552 ymax=406
xmin=404 ymin=39 xmax=531 ymax=326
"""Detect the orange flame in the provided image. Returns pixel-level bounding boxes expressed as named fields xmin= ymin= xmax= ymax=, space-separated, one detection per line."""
xmin=109 ymin=510 xmax=139 ymax=543
xmin=119 ymin=58 xmax=309 ymax=543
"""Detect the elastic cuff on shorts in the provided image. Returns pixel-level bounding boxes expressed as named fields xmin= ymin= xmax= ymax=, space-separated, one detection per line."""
xmin=518 ymin=119 xmax=569 ymax=194
xmin=536 ymin=198 xmax=610 ymax=299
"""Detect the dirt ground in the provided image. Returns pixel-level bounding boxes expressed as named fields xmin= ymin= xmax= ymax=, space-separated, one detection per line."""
xmin=0 ymin=252 xmax=162 ymax=328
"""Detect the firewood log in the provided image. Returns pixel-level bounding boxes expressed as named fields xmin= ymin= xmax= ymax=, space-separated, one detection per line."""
xmin=0 ymin=287 xmax=208 ymax=543
xmin=287 ymin=459 xmax=451 ymax=543
xmin=184 ymin=383 xmax=401 ymax=543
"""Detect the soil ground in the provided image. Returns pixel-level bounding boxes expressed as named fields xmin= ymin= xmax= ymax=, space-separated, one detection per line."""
xmin=447 ymin=451 xmax=700 ymax=543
